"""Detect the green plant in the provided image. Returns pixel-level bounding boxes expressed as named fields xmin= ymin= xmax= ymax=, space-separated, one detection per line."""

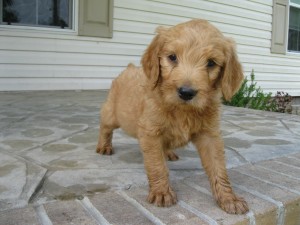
xmin=223 ymin=69 xmax=276 ymax=111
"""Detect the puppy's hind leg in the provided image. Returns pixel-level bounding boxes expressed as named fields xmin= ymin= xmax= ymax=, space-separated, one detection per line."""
xmin=96 ymin=100 xmax=119 ymax=155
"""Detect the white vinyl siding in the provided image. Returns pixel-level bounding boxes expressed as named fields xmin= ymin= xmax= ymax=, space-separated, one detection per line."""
xmin=0 ymin=0 xmax=300 ymax=95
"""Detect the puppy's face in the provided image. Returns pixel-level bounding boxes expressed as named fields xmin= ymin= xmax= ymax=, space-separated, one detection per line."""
xmin=142 ymin=19 xmax=244 ymax=110
xmin=158 ymin=26 xmax=227 ymax=109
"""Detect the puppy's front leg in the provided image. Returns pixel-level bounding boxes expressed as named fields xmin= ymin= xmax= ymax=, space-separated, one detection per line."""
xmin=193 ymin=133 xmax=249 ymax=214
xmin=139 ymin=136 xmax=177 ymax=207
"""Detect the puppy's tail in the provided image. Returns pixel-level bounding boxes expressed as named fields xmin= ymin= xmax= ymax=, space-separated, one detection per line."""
xmin=127 ymin=63 xmax=136 ymax=69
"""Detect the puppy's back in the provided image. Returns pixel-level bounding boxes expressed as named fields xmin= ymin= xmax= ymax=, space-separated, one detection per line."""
xmin=104 ymin=64 xmax=146 ymax=137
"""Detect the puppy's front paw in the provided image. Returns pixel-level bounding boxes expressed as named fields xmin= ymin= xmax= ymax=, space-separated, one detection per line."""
xmin=147 ymin=187 xmax=177 ymax=207
xmin=219 ymin=195 xmax=249 ymax=214
xmin=96 ymin=145 xmax=113 ymax=155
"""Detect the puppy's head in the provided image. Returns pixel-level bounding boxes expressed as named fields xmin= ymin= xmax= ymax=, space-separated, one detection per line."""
xmin=141 ymin=19 xmax=244 ymax=109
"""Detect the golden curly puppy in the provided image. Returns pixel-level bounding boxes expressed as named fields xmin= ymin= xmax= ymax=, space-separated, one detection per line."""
xmin=97 ymin=19 xmax=249 ymax=214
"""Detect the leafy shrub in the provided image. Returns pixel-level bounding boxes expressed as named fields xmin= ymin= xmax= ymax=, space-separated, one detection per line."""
xmin=223 ymin=69 xmax=276 ymax=111
xmin=273 ymin=91 xmax=292 ymax=113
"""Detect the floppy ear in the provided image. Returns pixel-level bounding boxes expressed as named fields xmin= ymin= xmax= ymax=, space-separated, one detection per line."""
xmin=141 ymin=27 xmax=167 ymax=88
xmin=221 ymin=38 xmax=244 ymax=101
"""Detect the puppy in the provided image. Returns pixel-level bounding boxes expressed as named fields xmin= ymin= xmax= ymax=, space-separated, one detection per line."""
xmin=96 ymin=19 xmax=249 ymax=214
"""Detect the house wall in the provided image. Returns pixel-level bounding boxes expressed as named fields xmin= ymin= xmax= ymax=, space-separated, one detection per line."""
xmin=0 ymin=0 xmax=300 ymax=95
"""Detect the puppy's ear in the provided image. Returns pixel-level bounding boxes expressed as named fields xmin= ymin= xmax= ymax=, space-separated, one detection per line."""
xmin=141 ymin=27 xmax=167 ymax=88
xmin=221 ymin=38 xmax=244 ymax=101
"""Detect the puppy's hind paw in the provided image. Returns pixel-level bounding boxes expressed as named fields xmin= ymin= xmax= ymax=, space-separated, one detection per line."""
xmin=147 ymin=187 xmax=177 ymax=207
xmin=96 ymin=145 xmax=113 ymax=155
xmin=165 ymin=150 xmax=179 ymax=161
xmin=219 ymin=196 xmax=249 ymax=214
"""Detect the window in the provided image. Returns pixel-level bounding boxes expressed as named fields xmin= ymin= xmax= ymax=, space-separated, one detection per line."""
xmin=0 ymin=0 xmax=114 ymax=37
xmin=0 ymin=0 xmax=73 ymax=29
xmin=288 ymin=0 xmax=300 ymax=51
xmin=271 ymin=0 xmax=300 ymax=54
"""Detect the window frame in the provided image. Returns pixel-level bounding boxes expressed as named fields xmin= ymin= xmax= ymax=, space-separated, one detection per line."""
xmin=0 ymin=0 xmax=78 ymax=35
xmin=288 ymin=1 xmax=300 ymax=54
xmin=272 ymin=0 xmax=300 ymax=55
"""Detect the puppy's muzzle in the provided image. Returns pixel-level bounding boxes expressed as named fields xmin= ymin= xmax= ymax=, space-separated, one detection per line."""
xmin=178 ymin=86 xmax=198 ymax=101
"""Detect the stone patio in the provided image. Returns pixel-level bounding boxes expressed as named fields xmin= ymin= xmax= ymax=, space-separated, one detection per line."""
xmin=0 ymin=90 xmax=300 ymax=225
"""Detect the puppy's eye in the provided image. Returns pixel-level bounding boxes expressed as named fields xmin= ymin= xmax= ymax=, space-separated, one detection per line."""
xmin=168 ymin=54 xmax=177 ymax=62
xmin=207 ymin=59 xmax=216 ymax=68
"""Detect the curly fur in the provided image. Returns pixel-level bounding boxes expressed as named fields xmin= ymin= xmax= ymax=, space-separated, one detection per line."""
xmin=96 ymin=19 xmax=248 ymax=214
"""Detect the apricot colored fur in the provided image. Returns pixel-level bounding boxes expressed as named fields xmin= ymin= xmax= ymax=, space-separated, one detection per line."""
xmin=97 ymin=19 xmax=249 ymax=214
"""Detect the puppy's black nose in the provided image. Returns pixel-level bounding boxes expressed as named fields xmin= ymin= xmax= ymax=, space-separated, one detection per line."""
xmin=178 ymin=87 xmax=198 ymax=101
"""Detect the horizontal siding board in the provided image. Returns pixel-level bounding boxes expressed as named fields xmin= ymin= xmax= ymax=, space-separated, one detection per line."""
xmin=261 ymin=75 xmax=300 ymax=82
xmin=0 ymin=65 xmax=125 ymax=78
xmin=230 ymin=35 xmax=270 ymax=48
xmin=112 ymin=31 xmax=153 ymax=45
xmin=0 ymin=78 xmax=113 ymax=91
xmin=6 ymin=64 xmax=300 ymax=82
xmin=237 ymin=45 xmax=272 ymax=55
xmin=266 ymin=90 xmax=300 ymax=95
xmin=208 ymin=0 xmax=272 ymax=13
xmin=114 ymin=19 xmax=158 ymax=34
xmin=114 ymin=8 xmax=187 ymax=27
xmin=243 ymin=64 xmax=300 ymax=75
xmin=0 ymin=29 xmax=152 ymax=46
xmin=0 ymin=51 xmax=141 ymax=66
xmin=0 ymin=36 xmax=146 ymax=55
xmin=257 ymin=81 xmax=300 ymax=89
xmin=239 ymin=54 xmax=300 ymax=67
xmin=141 ymin=0 xmax=273 ymax=14
xmin=1 ymin=22 xmax=271 ymax=50
xmin=249 ymin=0 xmax=273 ymax=7
xmin=243 ymin=72 xmax=300 ymax=82
xmin=0 ymin=26 xmax=152 ymax=44
xmin=200 ymin=22 xmax=271 ymax=40
xmin=1 ymin=50 xmax=299 ymax=72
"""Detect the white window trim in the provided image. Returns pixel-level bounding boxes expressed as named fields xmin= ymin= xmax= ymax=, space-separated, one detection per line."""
xmin=290 ymin=2 xmax=300 ymax=8
xmin=287 ymin=0 xmax=300 ymax=55
xmin=0 ymin=0 xmax=78 ymax=35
